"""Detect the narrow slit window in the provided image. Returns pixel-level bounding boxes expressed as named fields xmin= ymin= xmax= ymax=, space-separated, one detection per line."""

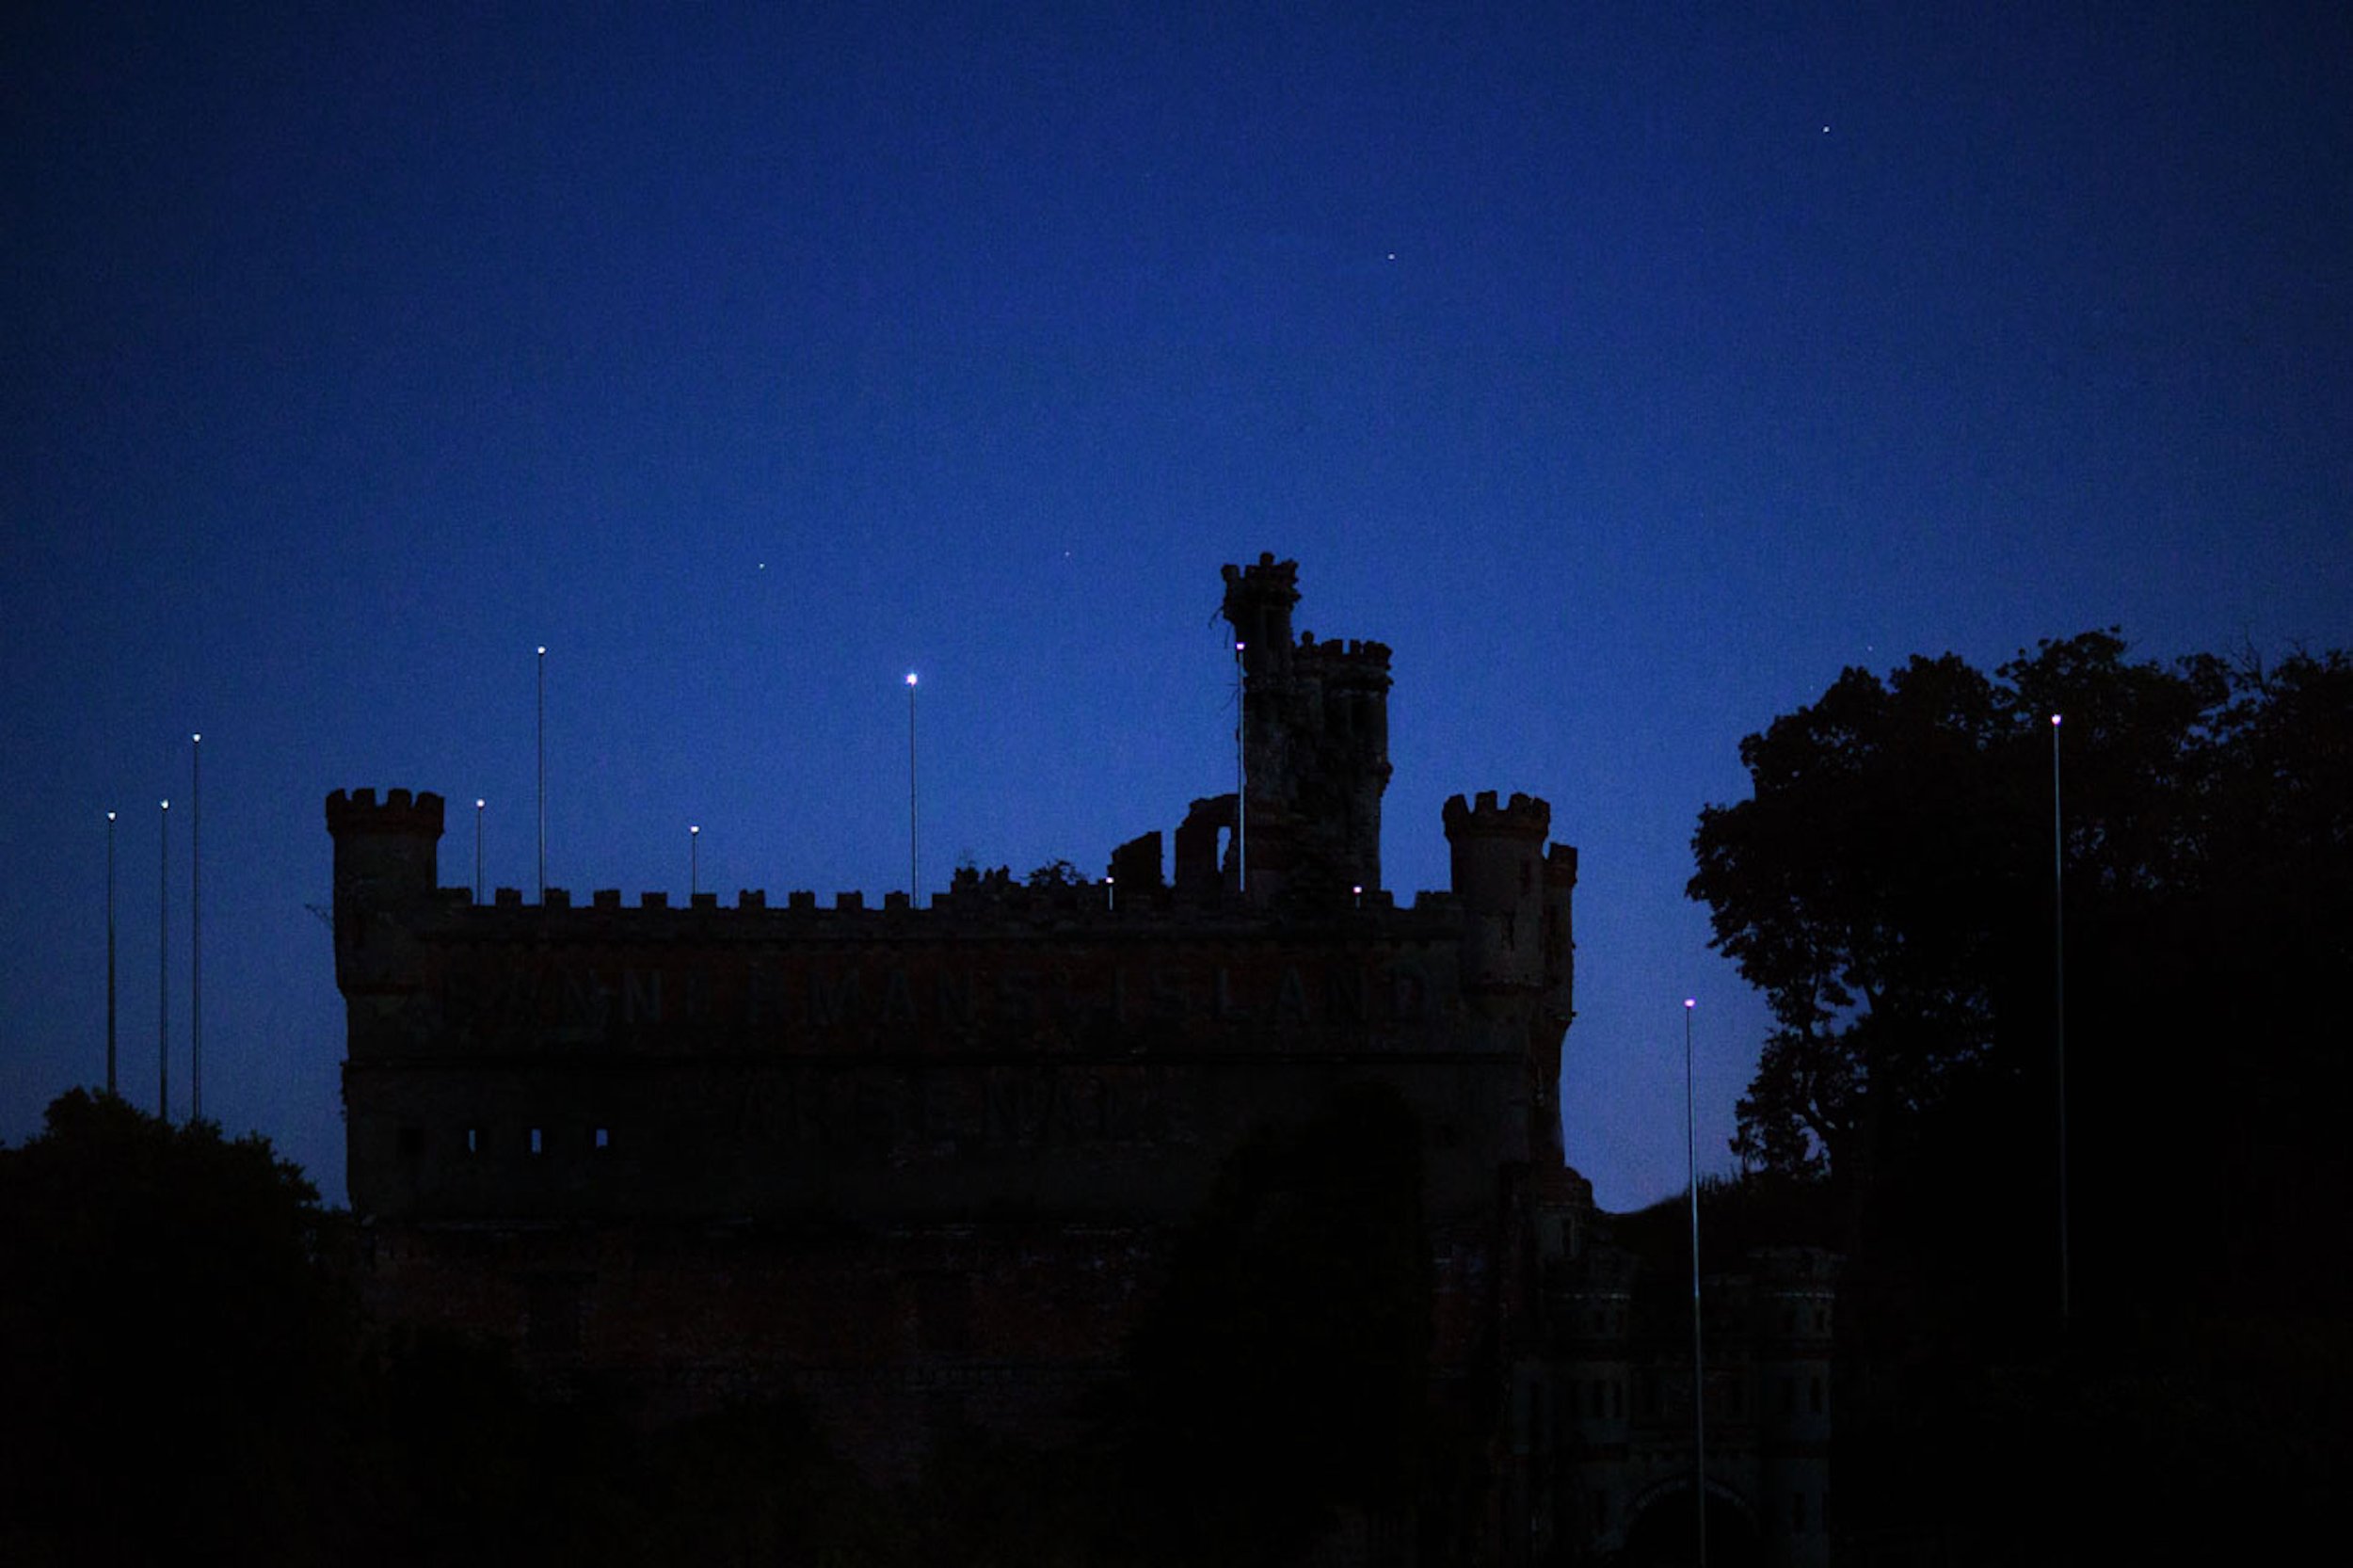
xmin=529 ymin=1127 xmax=544 ymax=1156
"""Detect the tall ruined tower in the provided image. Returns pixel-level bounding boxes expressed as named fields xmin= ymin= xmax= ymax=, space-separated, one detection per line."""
xmin=1219 ymin=553 xmax=1393 ymax=904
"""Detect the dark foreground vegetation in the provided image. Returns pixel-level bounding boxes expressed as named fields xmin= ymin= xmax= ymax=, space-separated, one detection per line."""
xmin=0 ymin=1084 xmax=1446 ymax=1568
xmin=1684 ymin=633 xmax=2352 ymax=1560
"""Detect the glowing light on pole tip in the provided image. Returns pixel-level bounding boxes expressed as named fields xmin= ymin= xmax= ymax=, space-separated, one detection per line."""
xmin=906 ymin=672 xmax=918 ymax=687
xmin=2052 ymin=713 xmax=2062 ymax=727
xmin=1685 ymin=998 xmax=1696 ymax=1010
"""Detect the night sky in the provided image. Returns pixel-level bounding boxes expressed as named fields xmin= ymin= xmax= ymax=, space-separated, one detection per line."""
xmin=6 ymin=2 xmax=2346 ymax=1208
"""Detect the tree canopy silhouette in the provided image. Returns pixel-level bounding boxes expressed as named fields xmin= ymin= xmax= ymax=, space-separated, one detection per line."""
xmin=0 ymin=1090 xmax=366 ymax=1563
xmin=1690 ymin=636 xmax=2352 ymax=1272
xmin=1689 ymin=634 xmax=2353 ymax=1559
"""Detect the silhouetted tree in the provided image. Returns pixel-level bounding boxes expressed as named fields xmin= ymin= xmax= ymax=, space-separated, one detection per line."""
xmin=1689 ymin=634 xmax=2353 ymax=1559
xmin=0 ymin=1091 xmax=366 ymax=1564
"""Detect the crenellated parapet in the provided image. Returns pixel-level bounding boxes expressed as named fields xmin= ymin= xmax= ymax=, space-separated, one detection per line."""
xmin=1294 ymin=632 xmax=1394 ymax=678
xmin=327 ymin=786 xmax=447 ymax=840
xmin=1443 ymin=789 xmax=1553 ymax=843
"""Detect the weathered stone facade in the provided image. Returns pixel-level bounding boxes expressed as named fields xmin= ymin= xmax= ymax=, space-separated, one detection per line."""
xmin=329 ymin=555 xmax=1826 ymax=1565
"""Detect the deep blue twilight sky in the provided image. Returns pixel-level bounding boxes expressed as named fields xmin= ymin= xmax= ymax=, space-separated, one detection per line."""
xmin=5 ymin=3 xmax=2347 ymax=1208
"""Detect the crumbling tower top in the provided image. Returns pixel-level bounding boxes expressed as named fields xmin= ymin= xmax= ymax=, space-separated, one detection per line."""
xmin=1215 ymin=554 xmax=1391 ymax=904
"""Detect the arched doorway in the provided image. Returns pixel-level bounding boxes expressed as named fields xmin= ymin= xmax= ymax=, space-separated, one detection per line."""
xmin=1621 ymin=1481 xmax=1764 ymax=1568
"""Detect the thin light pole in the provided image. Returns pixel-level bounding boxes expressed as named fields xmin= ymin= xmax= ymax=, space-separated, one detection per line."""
xmin=2053 ymin=713 xmax=2069 ymax=1328
xmin=1687 ymin=996 xmax=1706 ymax=1568
xmin=536 ymin=646 xmax=547 ymax=901
xmin=689 ymin=824 xmax=700 ymax=898
xmin=474 ymin=799 xmax=486 ymax=903
xmin=190 ymin=732 xmax=201 ymax=1123
xmin=106 ymin=810 xmax=118 ymax=1096
xmin=1234 ymin=640 xmax=1247 ymax=898
xmin=158 ymin=799 xmax=169 ymax=1120
xmin=905 ymin=673 xmax=920 ymax=903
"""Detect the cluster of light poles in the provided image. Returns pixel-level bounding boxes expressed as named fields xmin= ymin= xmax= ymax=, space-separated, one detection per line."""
xmin=101 ymin=733 xmax=203 ymax=1120
xmin=512 ymin=649 xmax=931 ymax=913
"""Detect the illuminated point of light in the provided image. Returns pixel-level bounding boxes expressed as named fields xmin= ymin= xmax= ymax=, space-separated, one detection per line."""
xmin=536 ymin=646 xmax=547 ymax=656
xmin=1235 ymin=641 xmax=1245 ymax=652
xmin=191 ymin=732 xmax=200 ymax=743
xmin=161 ymin=800 xmax=169 ymax=810
xmin=690 ymin=824 xmax=699 ymax=836
xmin=906 ymin=672 xmax=918 ymax=687
xmin=1353 ymin=884 xmax=1363 ymax=896
xmin=2052 ymin=713 xmax=2062 ymax=727
xmin=476 ymin=798 xmax=486 ymax=809
xmin=107 ymin=810 xmax=117 ymax=822
xmin=1685 ymin=998 xmax=1696 ymax=1010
